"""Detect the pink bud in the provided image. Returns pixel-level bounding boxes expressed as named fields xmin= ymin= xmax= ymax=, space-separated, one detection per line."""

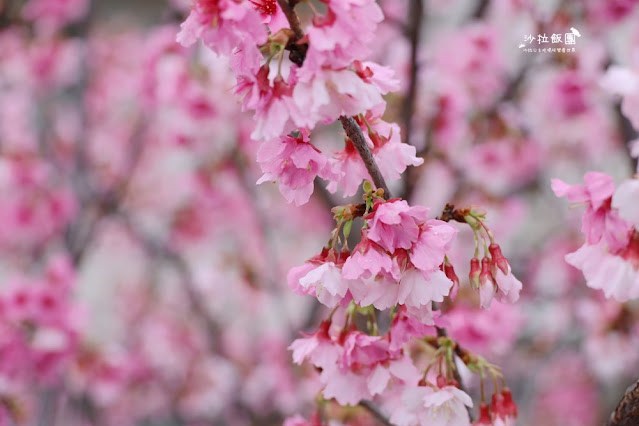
xmin=480 ymin=257 xmax=492 ymax=286
xmin=469 ymin=258 xmax=481 ymax=289
xmin=502 ymin=388 xmax=518 ymax=417
xmin=436 ymin=374 xmax=448 ymax=388
xmin=491 ymin=391 xmax=507 ymax=419
xmin=444 ymin=263 xmax=460 ymax=301
xmin=473 ymin=403 xmax=492 ymax=425
xmin=479 ymin=257 xmax=496 ymax=309
xmin=489 ymin=243 xmax=510 ymax=275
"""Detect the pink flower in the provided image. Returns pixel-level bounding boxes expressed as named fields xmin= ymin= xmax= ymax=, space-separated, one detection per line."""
xmin=389 ymin=306 xmax=435 ymax=352
xmin=367 ymin=200 xmax=429 ymax=253
xmin=398 ymin=268 xmax=453 ymax=309
xmin=302 ymin=0 xmax=384 ymax=71
xmin=410 ymin=220 xmax=458 ymax=273
xmin=565 ymin=238 xmax=639 ymax=302
xmin=321 ymin=331 xmax=417 ymax=405
xmin=345 ymin=251 xmax=452 ymax=316
xmin=289 ymin=248 xmax=350 ymax=306
xmin=289 ymin=321 xmax=339 ymax=370
xmin=292 ymin=69 xmax=384 ymax=129
xmin=256 ymin=130 xmax=335 ymax=206
xmin=299 ymin=262 xmax=349 ymax=307
xmin=552 ymin=172 xmax=633 ymax=251
xmin=489 ymin=244 xmax=522 ymax=304
xmin=177 ymin=0 xmax=267 ymax=65
xmin=342 ymin=235 xmax=398 ymax=281
xmin=326 ymin=139 xmax=371 ymax=197
xmin=292 ymin=325 xmax=418 ymax=406
xmin=236 ymin=67 xmax=305 ymax=141
xmin=391 ymin=384 xmax=473 ymax=426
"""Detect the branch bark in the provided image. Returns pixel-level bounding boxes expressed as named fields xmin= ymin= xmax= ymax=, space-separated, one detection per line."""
xmin=339 ymin=116 xmax=391 ymax=199
xmin=609 ymin=380 xmax=639 ymax=426
xmin=276 ymin=0 xmax=308 ymax=65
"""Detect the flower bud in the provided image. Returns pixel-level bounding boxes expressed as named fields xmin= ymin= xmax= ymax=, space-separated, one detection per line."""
xmin=469 ymin=258 xmax=481 ymax=289
xmin=444 ymin=263 xmax=460 ymax=301
xmin=489 ymin=243 xmax=510 ymax=275
xmin=501 ymin=388 xmax=518 ymax=417
xmin=490 ymin=391 xmax=506 ymax=418
xmin=473 ymin=403 xmax=492 ymax=425
xmin=436 ymin=374 xmax=448 ymax=388
xmin=480 ymin=257 xmax=492 ymax=287
xmin=479 ymin=257 xmax=495 ymax=309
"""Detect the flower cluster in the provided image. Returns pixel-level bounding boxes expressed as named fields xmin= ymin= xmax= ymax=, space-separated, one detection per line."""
xmin=287 ymin=189 xmax=522 ymax=422
xmin=553 ymin=172 xmax=639 ymax=301
xmin=289 ymin=196 xmax=459 ymax=324
xmin=178 ymin=0 xmax=421 ymax=205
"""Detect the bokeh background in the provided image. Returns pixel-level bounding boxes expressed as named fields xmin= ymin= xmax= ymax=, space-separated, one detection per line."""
xmin=1 ymin=0 xmax=639 ymax=425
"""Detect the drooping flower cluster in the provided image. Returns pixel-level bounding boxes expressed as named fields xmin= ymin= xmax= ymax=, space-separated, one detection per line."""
xmin=287 ymin=189 xmax=522 ymax=421
xmin=553 ymin=172 xmax=639 ymax=301
xmin=289 ymin=197 xmax=459 ymax=324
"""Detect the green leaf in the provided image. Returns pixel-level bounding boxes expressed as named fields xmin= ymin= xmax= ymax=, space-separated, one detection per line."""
xmin=343 ymin=219 xmax=353 ymax=241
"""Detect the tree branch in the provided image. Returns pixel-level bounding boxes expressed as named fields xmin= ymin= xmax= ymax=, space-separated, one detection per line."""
xmin=116 ymin=212 xmax=220 ymax=353
xmin=615 ymin=102 xmax=639 ymax=172
xmin=472 ymin=0 xmax=490 ymax=19
xmin=609 ymin=380 xmax=639 ymax=426
xmin=339 ymin=116 xmax=391 ymax=199
xmin=401 ymin=0 xmax=424 ymax=147
xmin=276 ymin=0 xmax=308 ymax=65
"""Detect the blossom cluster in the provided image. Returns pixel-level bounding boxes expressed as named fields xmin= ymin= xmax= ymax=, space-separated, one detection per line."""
xmin=177 ymin=0 xmax=422 ymax=205
xmin=553 ymin=172 xmax=639 ymax=301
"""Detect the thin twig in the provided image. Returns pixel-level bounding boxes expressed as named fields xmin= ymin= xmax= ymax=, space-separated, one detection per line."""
xmin=339 ymin=116 xmax=391 ymax=198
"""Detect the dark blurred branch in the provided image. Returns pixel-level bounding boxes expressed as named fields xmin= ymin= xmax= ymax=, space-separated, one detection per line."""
xmin=116 ymin=212 xmax=221 ymax=352
xmin=615 ymin=102 xmax=639 ymax=172
xmin=360 ymin=400 xmax=393 ymax=426
xmin=472 ymin=0 xmax=490 ymax=18
xmin=401 ymin=0 xmax=424 ymax=147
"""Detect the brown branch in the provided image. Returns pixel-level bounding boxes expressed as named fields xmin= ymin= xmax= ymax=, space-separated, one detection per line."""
xmin=339 ymin=116 xmax=391 ymax=199
xmin=276 ymin=0 xmax=308 ymax=65
xmin=609 ymin=380 xmax=639 ymax=426
xmin=401 ymin=0 xmax=424 ymax=147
